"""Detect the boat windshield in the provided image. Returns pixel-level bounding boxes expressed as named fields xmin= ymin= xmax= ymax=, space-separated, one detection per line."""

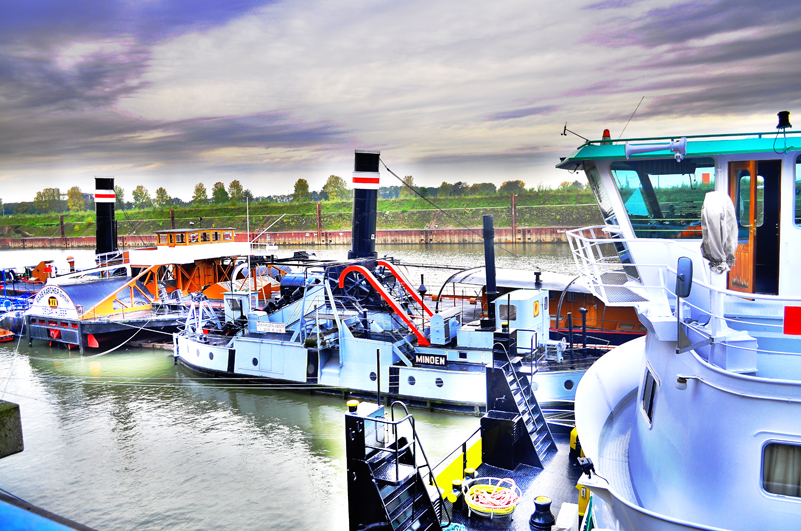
xmin=610 ymin=157 xmax=716 ymax=238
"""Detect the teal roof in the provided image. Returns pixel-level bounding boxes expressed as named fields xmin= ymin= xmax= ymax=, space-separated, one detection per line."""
xmin=556 ymin=131 xmax=801 ymax=170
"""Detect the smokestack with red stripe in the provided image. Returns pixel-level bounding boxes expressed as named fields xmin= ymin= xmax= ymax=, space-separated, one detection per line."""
xmin=348 ymin=151 xmax=380 ymax=260
xmin=95 ymin=177 xmax=118 ymax=255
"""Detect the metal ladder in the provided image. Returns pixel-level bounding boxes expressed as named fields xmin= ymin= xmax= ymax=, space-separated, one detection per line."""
xmin=345 ymin=402 xmax=445 ymax=531
xmin=493 ymin=331 xmax=556 ymax=467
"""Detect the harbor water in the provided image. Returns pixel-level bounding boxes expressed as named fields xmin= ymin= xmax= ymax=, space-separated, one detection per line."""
xmin=0 ymin=243 xmax=576 ymax=530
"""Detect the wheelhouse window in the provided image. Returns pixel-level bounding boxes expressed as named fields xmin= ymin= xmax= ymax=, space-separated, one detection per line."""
xmin=158 ymin=233 xmax=169 ymax=245
xmin=641 ymin=367 xmax=658 ymax=423
xmin=499 ymin=304 xmax=517 ymax=321
xmin=201 ymin=232 xmax=210 ymax=242
xmin=610 ymin=157 xmax=716 ymax=238
xmin=763 ymin=442 xmax=801 ymax=498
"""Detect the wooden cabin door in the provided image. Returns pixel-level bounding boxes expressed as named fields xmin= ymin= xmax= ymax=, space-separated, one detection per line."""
xmin=728 ymin=160 xmax=781 ymax=294
xmin=728 ymin=161 xmax=757 ymax=292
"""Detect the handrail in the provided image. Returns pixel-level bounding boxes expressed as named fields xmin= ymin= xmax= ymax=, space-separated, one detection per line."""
xmin=426 ymin=426 xmax=482 ymax=483
xmin=376 ymin=260 xmax=433 ymax=317
xmin=338 ymin=265 xmax=430 ymax=346
xmin=494 ymin=339 xmax=552 ymax=448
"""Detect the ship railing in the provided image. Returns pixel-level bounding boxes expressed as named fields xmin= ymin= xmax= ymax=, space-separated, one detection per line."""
xmin=424 ymin=425 xmax=481 ymax=488
xmin=569 ymin=226 xmax=801 ymax=362
xmin=565 ymin=225 xmax=706 ymax=308
xmin=363 ymin=402 xmax=448 ymax=525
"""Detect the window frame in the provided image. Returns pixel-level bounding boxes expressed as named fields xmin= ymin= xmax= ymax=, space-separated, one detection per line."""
xmin=761 ymin=439 xmax=801 ymax=501
xmin=640 ymin=363 xmax=659 ymax=426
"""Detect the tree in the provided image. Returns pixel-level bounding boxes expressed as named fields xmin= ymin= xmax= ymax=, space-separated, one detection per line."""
xmin=192 ymin=183 xmax=208 ymax=205
xmin=211 ymin=182 xmax=229 ymax=204
xmin=154 ymin=187 xmax=171 ymax=208
xmin=398 ymin=176 xmax=416 ymax=199
xmin=34 ymin=188 xmax=61 ymax=213
xmin=438 ymin=182 xmax=453 ymax=197
xmin=321 ymin=175 xmax=349 ymax=201
xmin=228 ymin=180 xmax=244 ymax=203
xmin=499 ymin=180 xmax=526 ymax=195
xmin=468 ymin=182 xmax=497 ymax=196
xmin=451 ymin=182 xmax=468 ymax=196
xmin=67 ymin=186 xmax=85 ymax=213
xmin=292 ymin=179 xmax=311 ymax=202
xmin=132 ymin=185 xmax=152 ymax=209
xmin=243 ymin=189 xmax=254 ymax=203
xmin=114 ymin=186 xmax=125 ymax=210
xmin=559 ymin=180 xmax=585 ymax=190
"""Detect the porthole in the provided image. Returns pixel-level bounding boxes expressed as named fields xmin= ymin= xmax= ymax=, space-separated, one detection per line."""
xmin=408 ymin=376 xmax=416 ymax=386
xmin=196 ymin=349 xmax=200 ymax=357
xmin=564 ymin=379 xmax=574 ymax=391
xmin=307 ymin=364 xmax=314 ymax=375
xmin=369 ymin=372 xmax=377 ymax=382
xmin=209 ymin=352 xmax=214 ymax=361
xmin=252 ymin=358 xmax=258 ymax=367
xmin=435 ymin=378 xmax=444 ymax=388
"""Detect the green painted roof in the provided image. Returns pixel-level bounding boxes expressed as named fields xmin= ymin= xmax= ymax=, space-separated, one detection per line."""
xmin=556 ymin=132 xmax=801 ymax=170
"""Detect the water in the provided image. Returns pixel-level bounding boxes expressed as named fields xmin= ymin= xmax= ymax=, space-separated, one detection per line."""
xmin=0 ymin=243 xmax=576 ymax=530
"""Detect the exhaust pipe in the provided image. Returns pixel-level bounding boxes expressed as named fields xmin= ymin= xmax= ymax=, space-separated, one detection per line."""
xmin=348 ymin=151 xmax=380 ymax=260
xmin=94 ymin=177 xmax=118 ymax=256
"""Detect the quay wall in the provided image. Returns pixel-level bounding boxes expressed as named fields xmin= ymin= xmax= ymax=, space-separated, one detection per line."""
xmin=0 ymin=226 xmax=578 ymax=250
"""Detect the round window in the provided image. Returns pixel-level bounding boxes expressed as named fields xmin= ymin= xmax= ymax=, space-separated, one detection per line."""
xmin=209 ymin=352 xmax=214 ymax=361
xmin=369 ymin=372 xmax=377 ymax=382
xmin=252 ymin=358 xmax=258 ymax=367
xmin=408 ymin=376 xmax=416 ymax=386
xmin=564 ymin=379 xmax=574 ymax=390
xmin=435 ymin=378 xmax=444 ymax=388
xmin=196 ymin=349 xmax=200 ymax=357
xmin=307 ymin=364 xmax=315 ymax=375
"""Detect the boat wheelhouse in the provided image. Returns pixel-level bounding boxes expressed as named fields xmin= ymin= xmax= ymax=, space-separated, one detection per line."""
xmin=559 ymin=115 xmax=801 ymax=530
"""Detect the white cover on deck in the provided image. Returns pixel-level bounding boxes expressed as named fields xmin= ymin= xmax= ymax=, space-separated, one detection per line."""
xmin=700 ymin=191 xmax=737 ymax=274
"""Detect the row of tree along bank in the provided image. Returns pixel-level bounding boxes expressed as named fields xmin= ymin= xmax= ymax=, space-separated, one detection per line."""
xmin=0 ymin=191 xmax=602 ymax=244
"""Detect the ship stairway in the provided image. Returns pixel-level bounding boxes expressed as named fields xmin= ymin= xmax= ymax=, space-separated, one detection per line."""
xmin=392 ymin=337 xmax=415 ymax=367
xmin=345 ymin=402 xmax=446 ymax=531
xmin=491 ymin=331 xmax=556 ymax=467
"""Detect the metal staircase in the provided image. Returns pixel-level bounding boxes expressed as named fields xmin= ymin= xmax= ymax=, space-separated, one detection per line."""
xmin=488 ymin=330 xmax=556 ymax=468
xmin=346 ymin=402 xmax=444 ymax=531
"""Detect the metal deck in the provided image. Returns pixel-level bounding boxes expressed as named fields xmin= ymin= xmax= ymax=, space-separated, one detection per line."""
xmin=443 ymin=433 xmax=583 ymax=530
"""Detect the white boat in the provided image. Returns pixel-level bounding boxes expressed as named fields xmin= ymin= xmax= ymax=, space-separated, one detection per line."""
xmin=173 ymin=151 xmax=610 ymax=412
xmin=559 ymin=113 xmax=801 ymax=529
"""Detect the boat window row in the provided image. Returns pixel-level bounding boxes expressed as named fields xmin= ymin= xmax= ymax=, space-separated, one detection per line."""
xmin=157 ymin=230 xmax=234 ymax=245
xmin=610 ymin=157 xmax=716 ymax=239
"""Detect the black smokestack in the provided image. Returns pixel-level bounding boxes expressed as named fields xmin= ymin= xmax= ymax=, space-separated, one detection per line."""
xmin=95 ymin=177 xmax=117 ymax=255
xmin=483 ymin=215 xmax=497 ymax=326
xmin=348 ymin=150 xmax=380 ymax=260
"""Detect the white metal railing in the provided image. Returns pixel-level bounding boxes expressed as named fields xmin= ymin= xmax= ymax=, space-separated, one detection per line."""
xmin=567 ymin=224 xmax=801 ymax=363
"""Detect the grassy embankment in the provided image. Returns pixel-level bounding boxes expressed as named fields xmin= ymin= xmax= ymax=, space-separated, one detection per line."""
xmin=0 ymin=190 xmax=602 ymax=239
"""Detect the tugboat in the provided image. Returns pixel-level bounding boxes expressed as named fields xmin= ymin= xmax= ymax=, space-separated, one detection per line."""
xmin=173 ymin=151 xmax=610 ymax=410
xmin=559 ymin=112 xmax=801 ymax=529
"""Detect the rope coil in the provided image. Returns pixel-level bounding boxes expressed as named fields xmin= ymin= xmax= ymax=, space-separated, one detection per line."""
xmin=462 ymin=477 xmax=521 ymax=518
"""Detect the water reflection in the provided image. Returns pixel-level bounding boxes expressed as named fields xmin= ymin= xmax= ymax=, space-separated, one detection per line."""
xmin=0 ymin=345 xmax=480 ymax=530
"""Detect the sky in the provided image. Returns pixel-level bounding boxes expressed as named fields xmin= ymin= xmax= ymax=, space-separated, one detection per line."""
xmin=1 ymin=0 xmax=800 ymax=203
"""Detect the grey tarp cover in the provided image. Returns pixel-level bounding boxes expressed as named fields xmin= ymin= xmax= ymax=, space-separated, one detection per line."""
xmin=701 ymin=191 xmax=738 ymax=273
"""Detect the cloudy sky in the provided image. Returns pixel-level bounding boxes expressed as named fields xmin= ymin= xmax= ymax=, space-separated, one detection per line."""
xmin=1 ymin=0 xmax=799 ymax=203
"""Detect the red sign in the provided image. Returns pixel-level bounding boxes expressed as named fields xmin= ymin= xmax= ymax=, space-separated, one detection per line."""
xmin=784 ymin=306 xmax=801 ymax=335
